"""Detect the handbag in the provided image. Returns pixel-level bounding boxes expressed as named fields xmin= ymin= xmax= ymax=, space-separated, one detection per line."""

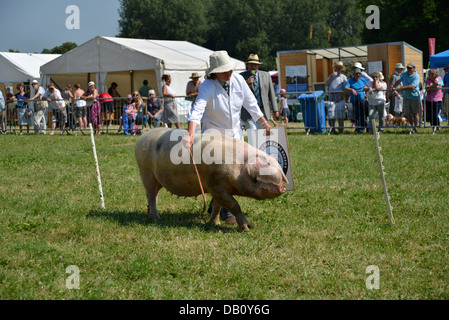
xmin=25 ymin=107 xmax=33 ymax=119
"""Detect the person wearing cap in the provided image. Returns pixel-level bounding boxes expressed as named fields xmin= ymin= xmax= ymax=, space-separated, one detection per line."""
xmin=367 ymin=71 xmax=387 ymax=133
xmin=240 ymin=53 xmax=279 ymax=130
xmin=388 ymin=63 xmax=405 ymax=115
xmin=392 ymin=62 xmax=421 ymax=133
xmin=145 ymin=89 xmax=163 ymax=128
xmin=43 ymin=83 xmax=67 ymax=135
xmin=186 ymin=50 xmax=271 ymax=225
xmin=29 ymin=80 xmax=48 ymax=134
xmin=325 ymin=61 xmax=347 ymax=132
xmin=185 ymin=72 xmax=203 ymax=105
xmin=83 ymin=81 xmax=102 ymax=135
xmin=345 ymin=68 xmax=370 ymax=133
xmin=353 ymin=62 xmax=373 ymax=87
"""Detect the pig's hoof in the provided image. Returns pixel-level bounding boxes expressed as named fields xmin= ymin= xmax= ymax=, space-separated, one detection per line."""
xmin=241 ymin=224 xmax=251 ymax=232
xmin=225 ymin=216 xmax=237 ymax=225
xmin=148 ymin=213 xmax=161 ymax=220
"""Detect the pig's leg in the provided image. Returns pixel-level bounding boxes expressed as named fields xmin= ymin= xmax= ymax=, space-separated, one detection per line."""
xmin=140 ymin=169 xmax=162 ymax=220
xmin=214 ymin=193 xmax=252 ymax=231
xmin=208 ymin=200 xmax=221 ymax=226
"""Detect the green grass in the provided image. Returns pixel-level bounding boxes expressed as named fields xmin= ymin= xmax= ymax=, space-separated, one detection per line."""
xmin=0 ymin=127 xmax=448 ymax=300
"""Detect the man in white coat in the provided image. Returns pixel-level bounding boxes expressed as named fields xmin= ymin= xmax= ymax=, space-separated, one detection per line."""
xmin=186 ymin=50 xmax=271 ymax=224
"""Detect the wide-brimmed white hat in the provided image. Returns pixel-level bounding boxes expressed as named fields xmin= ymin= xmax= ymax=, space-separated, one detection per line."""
xmin=206 ymin=51 xmax=236 ymax=76
xmin=353 ymin=62 xmax=365 ymax=70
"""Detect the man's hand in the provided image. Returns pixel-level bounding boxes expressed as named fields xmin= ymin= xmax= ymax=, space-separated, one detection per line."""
xmin=183 ymin=134 xmax=193 ymax=149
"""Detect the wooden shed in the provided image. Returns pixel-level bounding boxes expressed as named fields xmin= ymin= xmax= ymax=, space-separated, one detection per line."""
xmin=277 ymin=41 xmax=423 ymax=92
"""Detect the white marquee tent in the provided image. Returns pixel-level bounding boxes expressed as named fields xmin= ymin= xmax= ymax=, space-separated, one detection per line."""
xmin=0 ymin=52 xmax=60 ymax=94
xmin=40 ymin=36 xmax=246 ymax=98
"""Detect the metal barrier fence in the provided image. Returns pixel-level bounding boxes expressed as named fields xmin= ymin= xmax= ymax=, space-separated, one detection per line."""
xmin=1 ymin=95 xmax=192 ymax=135
xmin=279 ymin=86 xmax=449 ymax=134
xmin=2 ymin=87 xmax=448 ymax=135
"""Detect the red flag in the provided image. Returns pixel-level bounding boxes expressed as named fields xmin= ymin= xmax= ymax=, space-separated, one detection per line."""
xmin=328 ymin=27 xmax=331 ymax=41
xmin=429 ymin=38 xmax=435 ymax=56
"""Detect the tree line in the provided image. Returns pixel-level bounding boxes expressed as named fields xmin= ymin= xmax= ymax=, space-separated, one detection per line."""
xmin=117 ymin=0 xmax=448 ymax=70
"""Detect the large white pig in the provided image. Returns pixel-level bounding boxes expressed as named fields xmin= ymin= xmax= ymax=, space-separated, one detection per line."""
xmin=135 ymin=128 xmax=288 ymax=231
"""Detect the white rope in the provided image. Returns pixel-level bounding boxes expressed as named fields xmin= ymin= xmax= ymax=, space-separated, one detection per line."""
xmin=89 ymin=123 xmax=105 ymax=209
xmin=372 ymin=120 xmax=394 ymax=224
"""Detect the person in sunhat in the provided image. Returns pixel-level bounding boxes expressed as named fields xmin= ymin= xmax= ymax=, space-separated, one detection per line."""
xmin=186 ymin=50 xmax=271 ymax=225
xmin=240 ymin=53 xmax=279 ymax=129
xmin=325 ymin=61 xmax=347 ymax=132
xmin=185 ymin=72 xmax=202 ymax=104
xmin=388 ymin=63 xmax=405 ymax=114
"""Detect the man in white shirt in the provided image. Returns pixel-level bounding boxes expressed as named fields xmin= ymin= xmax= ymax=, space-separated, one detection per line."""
xmin=29 ymin=80 xmax=48 ymax=134
xmin=43 ymin=83 xmax=67 ymax=135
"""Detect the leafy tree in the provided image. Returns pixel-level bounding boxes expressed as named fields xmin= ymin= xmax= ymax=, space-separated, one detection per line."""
xmin=8 ymin=49 xmax=20 ymax=53
xmin=42 ymin=42 xmax=77 ymax=54
xmin=358 ymin=0 xmax=449 ymax=64
xmin=118 ymin=0 xmax=214 ymax=46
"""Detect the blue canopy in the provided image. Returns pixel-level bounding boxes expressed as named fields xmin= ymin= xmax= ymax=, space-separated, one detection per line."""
xmin=429 ymin=50 xmax=449 ymax=68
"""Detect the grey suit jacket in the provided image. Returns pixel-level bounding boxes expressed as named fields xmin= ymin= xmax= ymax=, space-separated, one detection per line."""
xmin=240 ymin=70 xmax=278 ymax=121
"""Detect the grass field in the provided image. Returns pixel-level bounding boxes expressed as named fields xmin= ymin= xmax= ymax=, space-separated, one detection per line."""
xmin=0 ymin=125 xmax=448 ymax=300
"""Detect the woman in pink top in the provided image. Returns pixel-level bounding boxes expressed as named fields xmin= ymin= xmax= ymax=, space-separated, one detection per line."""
xmin=425 ymin=69 xmax=443 ymax=127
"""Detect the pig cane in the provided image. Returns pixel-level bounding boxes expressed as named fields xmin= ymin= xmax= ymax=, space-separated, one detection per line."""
xmin=184 ymin=132 xmax=207 ymax=213
xmin=89 ymin=123 xmax=105 ymax=209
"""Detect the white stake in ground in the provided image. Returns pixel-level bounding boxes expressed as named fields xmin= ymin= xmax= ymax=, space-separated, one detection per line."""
xmin=89 ymin=123 xmax=105 ymax=209
xmin=372 ymin=120 xmax=394 ymax=224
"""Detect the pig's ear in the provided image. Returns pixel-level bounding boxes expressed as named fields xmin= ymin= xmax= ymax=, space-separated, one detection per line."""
xmin=246 ymin=155 xmax=271 ymax=179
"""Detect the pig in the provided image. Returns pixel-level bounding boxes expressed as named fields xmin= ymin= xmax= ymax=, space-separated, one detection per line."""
xmin=134 ymin=128 xmax=288 ymax=231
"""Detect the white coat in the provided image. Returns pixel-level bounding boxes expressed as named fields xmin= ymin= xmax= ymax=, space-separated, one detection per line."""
xmin=188 ymin=73 xmax=264 ymax=140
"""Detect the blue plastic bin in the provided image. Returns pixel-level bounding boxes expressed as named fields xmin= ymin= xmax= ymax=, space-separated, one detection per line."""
xmin=298 ymin=91 xmax=326 ymax=133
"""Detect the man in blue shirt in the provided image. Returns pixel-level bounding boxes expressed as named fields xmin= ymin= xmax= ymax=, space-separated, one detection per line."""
xmin=345 ymin=68 xmax=369 ymax=133
xmin=392 ymin=62 xmax=420 ymax=133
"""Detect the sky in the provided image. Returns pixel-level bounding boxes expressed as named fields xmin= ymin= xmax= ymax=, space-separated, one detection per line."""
xmin=0 ymin=0 xmax=121 ymax=53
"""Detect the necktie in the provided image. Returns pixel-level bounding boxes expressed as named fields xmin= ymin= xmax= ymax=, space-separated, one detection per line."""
xmin=223 ymin=82 xmax=229 ymax=95
xmin=254 ymin=73 xmax=261 ymax=104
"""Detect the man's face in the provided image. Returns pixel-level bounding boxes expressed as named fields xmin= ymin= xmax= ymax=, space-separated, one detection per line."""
xmin=216 ymin=70 xmax=233 ymax=82
xmin=334 ymin=66 xmax=343 ymax=74
xmin=407 ymin=67 xmax=415 ymax=76
xmin=247 ymin=63 xmax=260 ymax=73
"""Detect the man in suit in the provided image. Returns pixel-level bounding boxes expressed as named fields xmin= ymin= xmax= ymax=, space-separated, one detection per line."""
xmin=240 ymin=53 xmax=279 ymax=129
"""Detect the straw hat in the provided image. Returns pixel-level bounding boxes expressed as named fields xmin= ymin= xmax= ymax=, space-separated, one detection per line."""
xmin=190 ymin=72 xmax=201 ymax=79
xmin=246 ymin=53 xmax=263 ymax=65
xmin=378 ymin=72 xmax=384 ymax=80
xmin=333 ymin=61 xmax=345 ymax=70
xmin=206 ymin=51 xmax=237 ymax=76
xmin=395 ymin=63 xmax=405 ymax=69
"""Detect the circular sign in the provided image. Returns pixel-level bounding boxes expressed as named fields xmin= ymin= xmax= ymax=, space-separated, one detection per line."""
xmin=260 ymin=140 xmax=289 ymax=175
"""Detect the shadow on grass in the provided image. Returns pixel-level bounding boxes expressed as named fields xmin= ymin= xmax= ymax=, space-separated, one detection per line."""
xmin=87 ymin=209 xmax=238 ymax=233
